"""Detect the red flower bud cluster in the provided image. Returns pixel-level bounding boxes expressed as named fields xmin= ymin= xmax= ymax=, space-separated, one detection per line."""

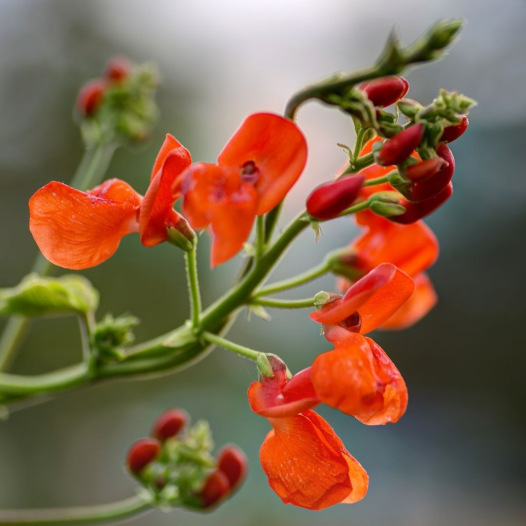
xmin=76 ymin=56 xmax=132 ymax=116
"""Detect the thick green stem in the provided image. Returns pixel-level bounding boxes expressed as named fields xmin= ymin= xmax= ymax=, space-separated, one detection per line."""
xmin=0 ymin=494 xmax=151 ymax=525
xmin=185 ymin=244 xmax=201 ymax=329
xmin=0 ymin=141 xmax=117 ymax=372
xmin=255 ymin=215 xmax=265 ymax=260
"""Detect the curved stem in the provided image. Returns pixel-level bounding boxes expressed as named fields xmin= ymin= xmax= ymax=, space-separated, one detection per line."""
xmin=254 ymin=260 xmax=330 ymax=297
xmin=0 ymin=494 xmax=151 ymax=525
xmin=363 ymin=174 xmax=390 ymax=187
xmin=249 ymin=297 xmax=316 ymax=309
xmin=200 ymin=332 xmax=261 ymax=362
xmin=185 ymin=244 xmax=201 ymax=329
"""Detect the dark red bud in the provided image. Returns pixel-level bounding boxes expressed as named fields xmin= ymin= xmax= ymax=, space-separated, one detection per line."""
xmin=76 ymin=79 xmax=106 ymax=116
xmin=360 ymin=76 xmax=410 ymax=107
xmin=126 ymin=438 xmax=161 ymax=474
xmin=390 ymin=183 xmax=453 ymax=224
xmin=217 ymin=446 xmax=248 ymax=490
xmin=200 ymin=470 xmax=230 ymax=508
xmin=151 ymin=409 xmax=187 ymax=441
xmin=306 ymin=175 xmax=365 ymax=220
xmin=377 ymin=123 xmax=424 ymax=166
xmin=408 ymin=144 xmax=455 ymax=201
xmin=406 ymin=157 xmax=448 ymax=182
xmin=440 ymin=116 xmax=469 ymax=143
xmin=104 ymin=56 xmax=131 ymax=82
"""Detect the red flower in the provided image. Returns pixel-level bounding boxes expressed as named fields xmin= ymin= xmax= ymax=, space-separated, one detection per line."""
xmin=181 ymin=113 xmax=307 ymax=266
xmin=337 ymin=215 xmax=438 ymax=329
xmin=29 ymin=134 xmax=192 ymax=269
xmin=248 ymin=360 xmax=368 ymax=510
xmin=310 ymin=263 xmax=415 ymax=334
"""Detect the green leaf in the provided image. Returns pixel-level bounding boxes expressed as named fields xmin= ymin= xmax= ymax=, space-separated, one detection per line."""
xmin=0 ymin=274 xmax=99 ymax=317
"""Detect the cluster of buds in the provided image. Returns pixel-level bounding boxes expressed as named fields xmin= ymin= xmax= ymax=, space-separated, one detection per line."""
xmin=75 ymin=56 xmax=159 ymax=145
xmin=126 ymin=409 xmax=247 ymax=511
xmin=306 ymin=74 xmax=473 ymax=225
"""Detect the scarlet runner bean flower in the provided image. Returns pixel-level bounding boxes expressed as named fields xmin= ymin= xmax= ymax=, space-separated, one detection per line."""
xmin=29 ymin=134 xmax=192 ymax=269
xmin=335 ymin=213 xmax=439 ymax=329
xmin=248 ymin=357 xmax=369 ymax=510
xmin=180 ymin=112 xmax=307 ymax=266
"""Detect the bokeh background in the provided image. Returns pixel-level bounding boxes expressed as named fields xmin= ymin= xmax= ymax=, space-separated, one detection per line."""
xmin=1 ymin=0 xmax=525 ymax=525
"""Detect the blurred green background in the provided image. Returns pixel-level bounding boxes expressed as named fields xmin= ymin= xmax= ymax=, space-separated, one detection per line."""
xmin=1 ymin=1 xmax=525 ymax=525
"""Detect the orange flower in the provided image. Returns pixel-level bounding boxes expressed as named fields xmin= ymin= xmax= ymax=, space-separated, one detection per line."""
xmin=310 ymin=263 xmax=415 ymax=334
xmin=248 ymin=359 xmax=368 ymax=510
xmin=337 ymin=207 xmax=438 ymax=329
xmin=29 ymin=134 xmax=192 ymax=269
xmin=181 ymin=113 xmax=307 ymax=266
xmin=311 ymin=326 xmax=408 ymax=425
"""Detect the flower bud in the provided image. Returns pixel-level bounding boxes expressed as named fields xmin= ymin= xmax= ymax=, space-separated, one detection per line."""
xmin=390 ymin=183 xmax=453 ymax=224
xmin=377 ymin=123 xmax=424 ymax=166
xmin=407 ymin=144 xmax=454 ymax=201
xmin=200 ymin=470 xmax=231 ymax=508
xmin=217 ymin=446 xmax=248 ymax=490
xmin=104 ymin=56 xmax=131 ymax=83
xmin=126 ymin=438 xmax=161 ymax=474
xmin=360 ymin=76 xmax=409 ymax=107
xmin=405 ymin=157 xmax=447 ymax=182
xmin=397 ymin=98 xmax=423 ymax=119
xmin=306 ymin=175 xmax=365 ymax=220
xmin=440 ymin=116 xmax=469 ymax=143
xmin=151 ymin=409 xmax=187 ymax=441
xmin=76 ymin=79 xmax=106 ymax=117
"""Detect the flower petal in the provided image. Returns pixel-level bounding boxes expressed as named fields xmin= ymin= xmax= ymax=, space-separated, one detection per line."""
xmin=149 ymin=133 xmax=191 ymax=183
xmin=260 ymin=410 xmax=367 ymax=509
xmin=380 ymin=272 xmax=437 ymax=329
xmin=311 ymin=329 xmax=407 ymax=425
xmin=29 ymin=180 xmax=140 ymax=270
xmin=217 ymin=113 xmax=307 ymax=214
xmin=140 ymin=149 xmax=191 ymax=247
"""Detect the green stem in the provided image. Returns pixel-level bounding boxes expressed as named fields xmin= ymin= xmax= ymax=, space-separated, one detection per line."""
xmin=0 ymin=494 xmax=151 ymax=525
xmin=338 ymin=199 xmax=372 ymax=217
xmin=255 ymin=260 xmax=330 ymax=297
xmin=249 ymin=297 xmax=316 ymax=309
xmin=363 ymin=175 xmax=390 ymax=187
xmin=0 ymin=141 xmax=117 ymax=372
xmin=200 ymin=332 xmax=261 ymax=362
xmin=255 ymin=215 xmax=265 ymax=259
xmin=185 ymin=244 xmax=201 ymax=329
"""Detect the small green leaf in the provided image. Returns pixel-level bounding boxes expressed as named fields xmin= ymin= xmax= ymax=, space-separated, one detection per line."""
xmin=0 ymin=274 xmax=99 ymax=317
xmin=248 ymin=304 xmax=271 ymax=321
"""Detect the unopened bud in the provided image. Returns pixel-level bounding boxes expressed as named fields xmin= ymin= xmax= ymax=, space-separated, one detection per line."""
xmin=377 ymin=123 xmax=424 ymax=166
xmin=406 ymin=157 xmax=448 ymax=182
xmin=76 ymin=79 xmax=106 ymax=117
xmin=369 ymin=200 xmax=407 ymax=217
xmin=407 ymin=144 xmax=454 ymax=201
xmin=126 ymin=438 xmax=161 ymax=475
xmin=151 ymin=409 xmax=187 ymax=441
xmin=397 ymin=98 xmax=424 ymax=119
xmin=104 ymin=56 xmax=131 ymax=83
xmin=360 ymin=76 xmax=409 ymax=107
xmin=390 ymin=183 xmax=453 ymax=224
xmin=200 ymin=470 xmax=230 ymax=509
xmin=440 ymin=115 xmax=469 ymax=143
xmin=306 ymin=175 xmax=364 ymax=220
xmin=217 ymin=446 xmax=248 ymax=491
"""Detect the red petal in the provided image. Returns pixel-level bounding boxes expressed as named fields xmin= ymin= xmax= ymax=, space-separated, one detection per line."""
xmin=260 ymin=410 xmax=367 ymax=509
xmin=352 ymin=219 xmax=438 ymax=277
xmin=140 ymin=149 xmax=191 ymax=247
xmin=311 ymin=329 xmax=407 ymax=424
xmin=29 ymin=181 xmax=140 ymax=269
xmin=150 ymin=134 xmax=191 ymax=183
xmin=217 ymin=113 xmax=307 ymax=214
xmin=380 ymin=272 xmax=437 ymax=330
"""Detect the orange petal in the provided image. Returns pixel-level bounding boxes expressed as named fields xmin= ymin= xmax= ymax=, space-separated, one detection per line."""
xmin=140 ymin=150 xmax=191 ymax=247
xmin=311 ymin=329 xmax=407 ymax=425
xmin=149 ymin=134 xmax=191 ymax=183
xmin=29 ymin=181 xmax=140 ymax=270
xmin=182 ymin=163 xmax=258 ymax=266
xmin=260 ymin=410 xmax=367 ymax=509
xmin=217 ymin=113 xmax=307 ymax=214
xmin=380 ymin=272 xmax=437 ymax=330
xmin=352 ymin=219 xmax=438 ymax=277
